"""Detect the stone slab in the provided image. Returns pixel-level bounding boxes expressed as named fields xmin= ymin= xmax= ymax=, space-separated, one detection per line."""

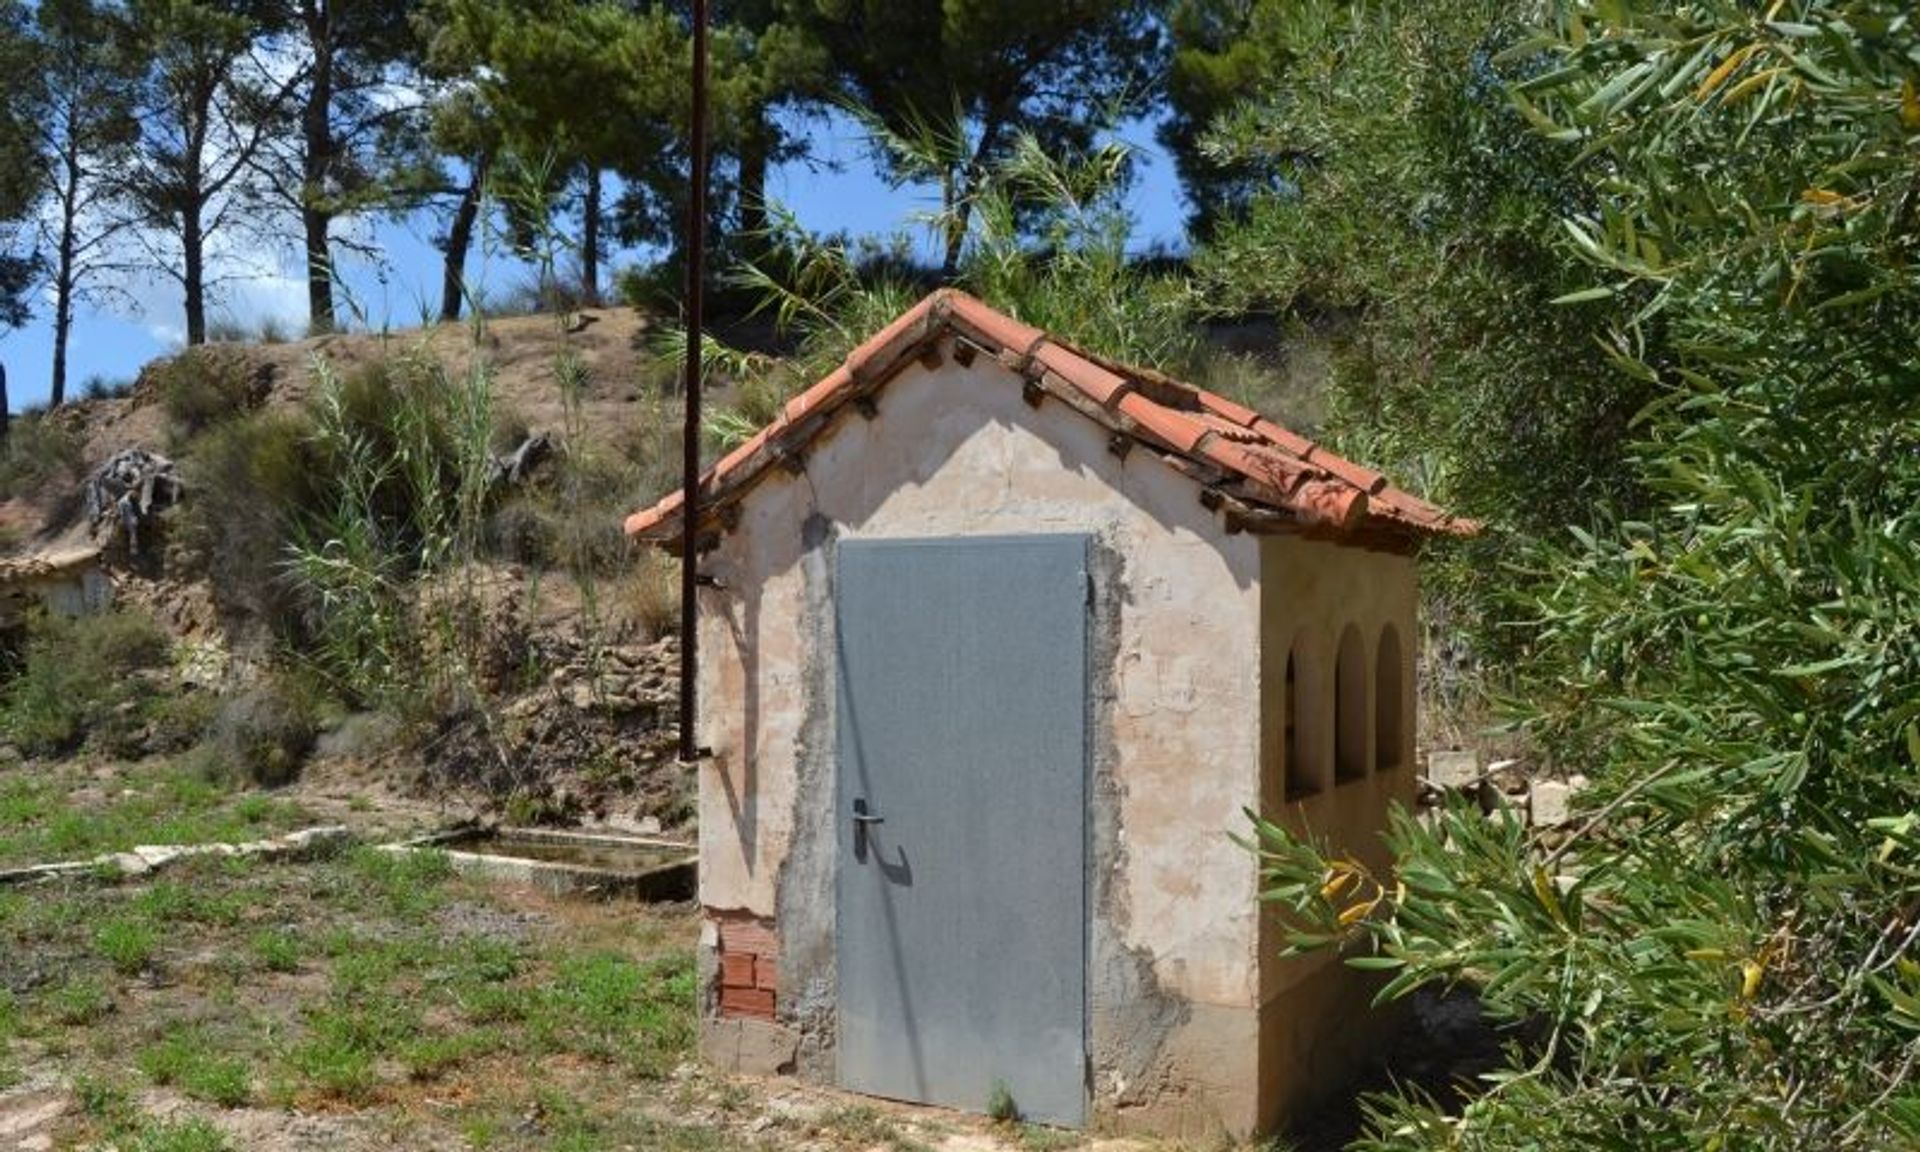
xmin=1426 ymin=749 xmax=1480 ymax=790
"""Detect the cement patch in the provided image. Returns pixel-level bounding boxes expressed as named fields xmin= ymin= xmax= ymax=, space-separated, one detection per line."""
xmin=702 ymin=1018 xmax=803 ymax=1075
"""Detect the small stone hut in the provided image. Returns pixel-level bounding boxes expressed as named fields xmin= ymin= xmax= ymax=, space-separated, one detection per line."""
xmin=624 ymin=290 xmax=1473 ymax=1137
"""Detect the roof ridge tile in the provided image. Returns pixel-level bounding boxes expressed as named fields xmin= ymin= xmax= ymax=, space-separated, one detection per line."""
xmin=624 ymin=289 xmax=1477 ymax=547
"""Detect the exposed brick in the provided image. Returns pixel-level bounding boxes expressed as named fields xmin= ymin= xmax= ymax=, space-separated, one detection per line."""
xmin=720 ymin=986 xmax=776 ymax=1021
xmin=719 ymin=952 xmax=757 ymax=989
xmin=755 ymin=957 xmax=780 ymax=993
xmin=719 ymin=919 xmax=779 ymax=959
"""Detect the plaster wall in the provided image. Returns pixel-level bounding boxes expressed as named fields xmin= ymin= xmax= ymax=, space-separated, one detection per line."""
xmin=691 ymin=341 xmax=1268 ymax=1133
xmin=1254 ymin=534 xmax=1419 ymax=1128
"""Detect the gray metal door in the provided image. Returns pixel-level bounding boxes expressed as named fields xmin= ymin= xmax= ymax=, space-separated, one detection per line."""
xmin=836 ymin=535 xmax=1089 ymax=1126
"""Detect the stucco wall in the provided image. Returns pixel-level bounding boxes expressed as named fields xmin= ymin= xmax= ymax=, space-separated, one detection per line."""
xmin=1254 ymin=534 xmax=1419 ymax=1128
xmin=691 ymin=339 xmax=1269 ymax=1132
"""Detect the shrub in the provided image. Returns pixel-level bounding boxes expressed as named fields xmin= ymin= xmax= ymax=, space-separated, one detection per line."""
xmin=203 ymin=680 xmax=319 ymax=788
xmin=0 ymin=610 xmax=172 ymax=756
xmin=178 ymin=411 xmax=319 ymax=640
xmin=0 ymin=413 xmax=85 ymax=502
xmin=616 ymin=551 xmax=679 ymax=641
xmin=1248 ymin=4 xmax=1920 ymax=1149
xmin=156 ymin=347 xmax=267 ymax=439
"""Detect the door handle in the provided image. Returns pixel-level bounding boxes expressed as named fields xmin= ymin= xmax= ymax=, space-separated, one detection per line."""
xmin=852 ymin=798 xmax=883 ymax=860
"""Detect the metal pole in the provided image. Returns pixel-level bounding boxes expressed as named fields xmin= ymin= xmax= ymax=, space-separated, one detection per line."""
xmin=678 ymin=0 xmax=709 ymax=763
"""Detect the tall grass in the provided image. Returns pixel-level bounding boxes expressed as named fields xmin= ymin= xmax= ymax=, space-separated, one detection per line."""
xmin=281 ymin=351 xmax=498 ymax=719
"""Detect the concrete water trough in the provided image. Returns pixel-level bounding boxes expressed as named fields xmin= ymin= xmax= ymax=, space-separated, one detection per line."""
xmin=381 ymin=827 xmax=696 ymax=901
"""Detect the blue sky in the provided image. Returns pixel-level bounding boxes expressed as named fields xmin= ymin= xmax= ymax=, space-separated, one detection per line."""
xmin=0 ymin=112 xmax=1189 ymax=413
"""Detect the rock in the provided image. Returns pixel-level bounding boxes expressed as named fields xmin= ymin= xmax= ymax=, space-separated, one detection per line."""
xmin=637 ymin=816 xmax=663 ymax=835
xmin=1427 ymin=749 xmax=1480 ymax=790
xmin=1486 ymin=758 xmax=1529 ymax=795
xmin=112 ymin=853 xmax=151 ymax=877
xmin=1531 ymin=780 xmax=1575 ymax=827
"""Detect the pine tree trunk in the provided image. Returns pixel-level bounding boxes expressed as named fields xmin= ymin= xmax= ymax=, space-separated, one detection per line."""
xmin=440 ymin=155 xmax=488 ymax=323
xmin=183 ymin=207 xmax=207 ymax=346
xmin=302 ymin=0 xmax=336 ymax=334
xmin=738 ymin=129 xmax=769 ymax=250
xmin=581 ymin=165 xmax=601 ymax=306
xmin=50 ymin=152 xmax=80 ymax=408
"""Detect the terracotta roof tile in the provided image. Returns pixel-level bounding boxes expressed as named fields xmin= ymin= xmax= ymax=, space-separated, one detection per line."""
xmin=1196 ymin=392 xmax=1263 ymax=430
xmin=1115 ymin=392 xmax=1210 ymax=456
xmin=624 ymin=290 xmax=1477 ymax=549
xmin=1033 ymin=342 xmax=1130 ymax=406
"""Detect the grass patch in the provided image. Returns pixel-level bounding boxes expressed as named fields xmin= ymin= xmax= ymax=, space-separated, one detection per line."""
xmin=137 ymin=880 xmax=245 ymax=927
xmin=0 ymin=988 xmax=17 ymax=1089
xmin=250 ymin=928 xmax=304 ymax=973
xmin=0 ymin=757 xmax=310 ymax=869
xmin=47 ymin=975 xmax=114 ymax=1026
xmin=288 ymin=997 xmax=422 ymax=1101
xmin=138 ymin=1026 xmax=252 ymax=1106
xmin=127 ymin=1116 xmax=233 ymax=1152
xmin=95 ymin=916 xmax=159 ymax=975
xmin=528 ymin=949 xmax=696 ymax=1074
xmin=345 ymin=845 xmax=453 ymax=919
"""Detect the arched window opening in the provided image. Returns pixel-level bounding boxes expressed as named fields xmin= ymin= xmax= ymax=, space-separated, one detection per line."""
xmin=1284 ymin=650 xmax=1321 ymax=800
xmin=1375 ymin=626 xmax=1404 ymax=773
xmin=1334 ymin=625 xmax=1367 ymax=784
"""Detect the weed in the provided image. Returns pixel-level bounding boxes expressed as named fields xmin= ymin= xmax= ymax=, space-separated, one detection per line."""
xmin=46 ymin=975 xmax=113 ymax=1025
xmin=455 ymin=936 xmax=523 ymax=984
xmin=0 ymin=988 xmax=16 ymax=1086
xmin=0 ymin=776 xmax=48 ymax=826
xmin=288 ymin=998 xmax=421 ymax=1101
xmin=1017 ymin=1122 xmax=1082 ymax=1150
xmin=73 ymin=1071 xmax=136 ymax=1125
xmin=233 ymin=794 xmax=273 ymax=824
xmin=346 ymin=846 xmax=452 ymax=918
xmin=530 ymin=949 xmax=695 ymax=1074
xmin=399 ymin=1028 xmax=499 ymax=1081
xmin=136 ymin=881 xmax=243 ymax=927
xmin=138 ymin=1027 xmax=252 ymax=1106
xmin=987 ymin=1079 xmax=1020 ymax=1123
xmin=95 ymin=916 xmax=159 ymax=975
xmin=127 ymin=1116 xmax=233 ymax=1152
xmin=617 ymin=549 xmax=681 ymax=641
xmin=251 ymin=929 xmax=304 ymax=973
xmin=817 ymin=1105 xmax=934 ymax=1152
